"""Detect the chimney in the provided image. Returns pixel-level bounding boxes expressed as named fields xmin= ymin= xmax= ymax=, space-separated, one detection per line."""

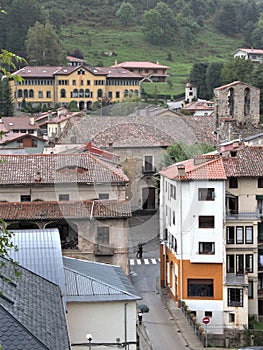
xmin=108 ymin=142 xmax=113 ymax=152
xmin=29 ymin=117 xmax=35 ymax=125
xmin=34 ymin=171 xmax=41 ymax=182
xmin=48 ymin=110 xmax=52 ymax=121
xmin=114 ymin=60 xmax=118 ymax=66
xmin=177 ymin=164 xmax=186 ymax=177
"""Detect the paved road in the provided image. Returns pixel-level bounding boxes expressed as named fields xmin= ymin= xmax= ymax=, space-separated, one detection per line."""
xmin=128 ymin=213 xmax=188 ymax=350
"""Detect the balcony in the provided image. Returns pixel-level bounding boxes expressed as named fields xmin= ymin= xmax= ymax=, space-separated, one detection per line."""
xmin=226 ymin=209 xmax=259 ymax=220
xmin=142 ymin=165 xmax=156 ymax=174
xmin=94 ymin=243 xmax=114 ymax=256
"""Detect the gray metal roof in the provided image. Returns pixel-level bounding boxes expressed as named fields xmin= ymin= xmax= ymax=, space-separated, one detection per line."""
xmin=63 ymin=257 xmax=141 ymax=303
xmin=8 ymin=229 xmax=65 ymax=296
xmin=0 ymin=257 xmax=71 ymax=350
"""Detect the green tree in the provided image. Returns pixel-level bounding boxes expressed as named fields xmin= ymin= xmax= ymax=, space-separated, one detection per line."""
xmin=142 ymin=2 xmax=177 ymax=44
xmin=116 ymin=2 xmax=135 ymax=27
xmin=205 ymin=62 xmax=223 ymax=98
xmin=251 ymin=64 xmax=263 ymax=114
xmin=221 ymin=57 xmax=254 ymax=85
xmin=250 ymin=13 xmax=263 ymax=48
xmin=189 ymin=62 xmax=209 ymax=99
xmin=162 ymin=142 xmax=215 ymax=167
xmin=0 ymin=79 xmax=14 ymax=116
xmin=25 ymin=22 xmax=65 ymax=65
xmin=214 ymin=0 xmax=238 ymax=36
xmin=3 ymin=0 xmax=43 ymax=52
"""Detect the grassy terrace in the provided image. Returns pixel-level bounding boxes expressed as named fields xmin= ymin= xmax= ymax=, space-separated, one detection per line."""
xmin=61 ymin=24 xmax=244 ymax=96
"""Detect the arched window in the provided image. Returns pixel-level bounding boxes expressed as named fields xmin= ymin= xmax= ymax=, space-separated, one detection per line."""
xmin=60 ymin=89 xmax=66 ymax=98
xmin=134 ymin=89 xmax=139 ymax=96
xmin=85 ymin=89 xmax=90 ymax=97
xmin=18 ymin=89 xmax=23 ymax=98
xmin=129 ymin=89 xmax=134 ymax=97
xmin=228 ymin=88 xmax=234 ymax=117
xmin=29 ymin=89 xmax=34 ymax=98
xmin=244 ymin=87 xmax=250 ymax=116
xmin=24 ymin=89 xmax=28 ymax=98
xmin=124 ymin=89 xmax=128 ymax=97
xmin=97 ymin=89 xmax=103 ymax=98
xmin=79 ymin=89 xmax=84 ymax=98
xmin=73 ymin=89 xmax=78 ymax=98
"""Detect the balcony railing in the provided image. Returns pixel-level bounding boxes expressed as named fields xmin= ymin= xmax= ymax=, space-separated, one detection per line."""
xmin=94 ymin=243 xmax=114 ymax=256
xmin=226 ymin=209 xmax=259 ymax=220
xmin=142 ymin=165 xmax=156 ymax=174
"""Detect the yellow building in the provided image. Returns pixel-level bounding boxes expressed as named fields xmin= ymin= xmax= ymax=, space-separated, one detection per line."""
xmin=11 ymin=65 xmax=142 ymax=110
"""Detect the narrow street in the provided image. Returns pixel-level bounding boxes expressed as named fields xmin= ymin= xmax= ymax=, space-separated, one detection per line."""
xmin=128 ymin=213 xmax=188 ymax=350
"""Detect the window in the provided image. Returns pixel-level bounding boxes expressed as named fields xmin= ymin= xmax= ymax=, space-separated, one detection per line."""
xmin=199 ymin=216 xmax=214 ymax=228
xmin=258 ymin=177 xmax=263 ymax=188
xmin=229 ymin=177 xmax=238 ymax=188
xmin=99 ymin=193 xmax=109 ymax=199
xmin=227 ymin=226 xmax=235 ymax=244
xmin=172 ymin=211 xmax=175 ymax=225
xmin=169 ymin=184 xmax=176 ymax=200
xmin=205 ymin=311 xmax=212 ymax=318
xmin=97 ymin=89 xmax=103 ymax=98
xmin=236 ymin=254 xmax=244 ymax=274
xmin=229 ymin=313 xmax=235 ymax=323
xmin=21 ymin=195 xmax=31 ymax=202
xmin=199 ymin=242 xmax=215 ymax=254
xmin=245 ymin=226 xmax=253 ymax=244
xmin=38 ymin=91 xmax=43 ymax=98
xmin=245 ymin=254 xmax=253 ymax=273
xmin=198 ymin=188 xmax=215 ymax=201
xmin=228 ymin=288 xmax=243 ymax=307
xmin=59 ymin=194 xmax=69 ymax=201
xmin=46 ymin=91 xmax=51 ymax=98
xmin=97 ymin=226 xmax=109 ymax=244
xmin=236 ymin=226 xmax=244 ymax=244
xmin=31 ymin=139 xmax=37 ymax=147
xmin=116 ymin=91 xmax=120 ymax=98
xmin=188 ymin=279 xmax=213 ymax=297
xmin=227 ymin=255 xmax=235 ymax=273
xmin=60 ymin=89 xmax=66 ymax=98
xmin=72 ymin=80 xmax=76 ymax=85
xmin=87 ymin=80 xmax=90 ymax=85
xmin=144 ymin=155 xmax=154 ymax=172
xmin=108 ymin=91 xmax=112 ymax=99
xmin=248 ymin=281 xmax=254 ymax=299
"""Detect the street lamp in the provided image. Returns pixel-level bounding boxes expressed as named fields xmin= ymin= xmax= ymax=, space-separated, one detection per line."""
xmin=86 ymin=333 xmax=92 ymax=350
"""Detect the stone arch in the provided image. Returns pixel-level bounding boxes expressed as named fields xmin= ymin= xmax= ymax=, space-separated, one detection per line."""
xmin=45 ymin=219 xmax=78 ymax=249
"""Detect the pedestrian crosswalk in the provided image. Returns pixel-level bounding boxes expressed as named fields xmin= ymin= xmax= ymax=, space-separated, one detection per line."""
xmin=129 ymin=258 xmax=160 ymax=266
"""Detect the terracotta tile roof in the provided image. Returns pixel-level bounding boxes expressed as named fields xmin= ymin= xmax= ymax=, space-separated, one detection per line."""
xmin=235 ymin=48 xmax=263 ymax=55
xmin=97 ymin=67 xmax=142 ymax=78
xmin=160 ymin=157 xmax=226 ymax=180
xmin=66 ymin=55 xmax=87 ymax=63
xmin=112 ymin=61 xmax=169 ymax=69
xmin=92 ymin=122 xmax=175 ymax=147
xmin=0 ymin=133 xmax=46 ymax=145
xmin=58 ymin=108 xmax=217 ymax=147
xmin=0 ymin=153 xmax=129 ymax=184
xmin=2 ymin=117 xmax=39 ymax=130
xmin=12 ymin=66 xmax=61 ymax=78
xmin=222 ymin=146 xmax=263 ymax=177
xmin=0 ymin=200 xmax=131 ymax=220
xmin=183 ymin=100 xmax=214 ymax=111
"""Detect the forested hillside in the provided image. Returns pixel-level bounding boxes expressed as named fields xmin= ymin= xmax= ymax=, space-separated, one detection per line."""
xmin=1 ymin=0 xmax=263 ymax=99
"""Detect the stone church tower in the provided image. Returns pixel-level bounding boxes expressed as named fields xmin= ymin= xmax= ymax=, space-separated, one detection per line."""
xmin=214 ymin=81 xmax=260 ymax=126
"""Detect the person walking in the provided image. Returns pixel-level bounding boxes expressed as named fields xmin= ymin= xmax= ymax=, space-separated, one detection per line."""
xmin=136 ymin=243 xmax=143 ymax=258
